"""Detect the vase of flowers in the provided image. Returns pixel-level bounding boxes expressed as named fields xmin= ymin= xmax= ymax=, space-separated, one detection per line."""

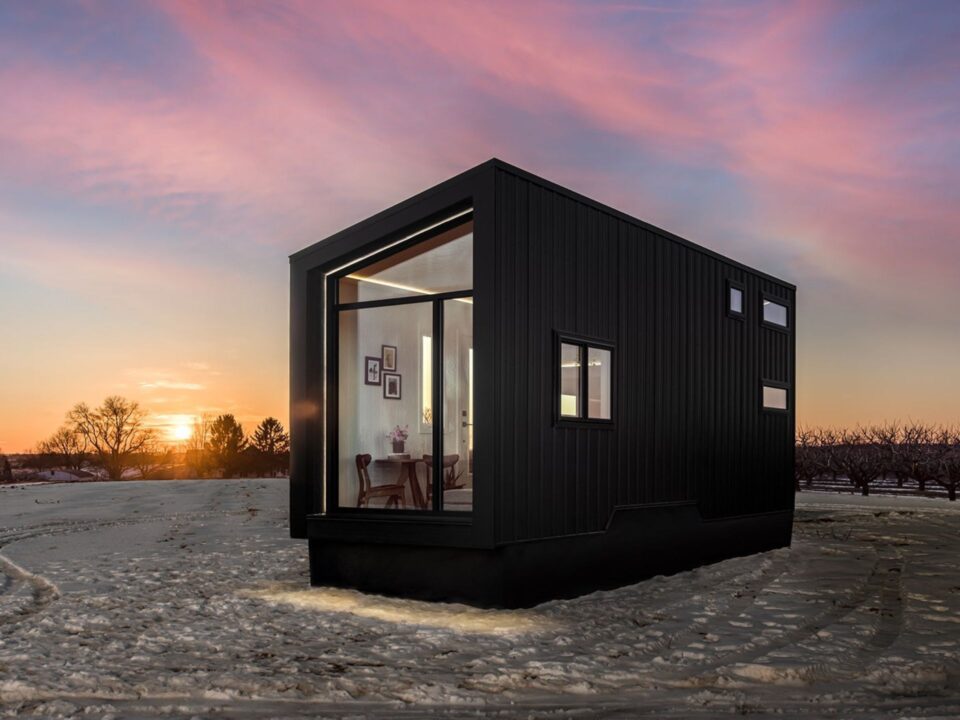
xmin=387 ymin=425 xmax=409 ymax=454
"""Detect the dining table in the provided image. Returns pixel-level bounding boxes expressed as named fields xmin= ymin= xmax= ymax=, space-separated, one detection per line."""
xmin=373 ymin=456 xmax=428 ymax=509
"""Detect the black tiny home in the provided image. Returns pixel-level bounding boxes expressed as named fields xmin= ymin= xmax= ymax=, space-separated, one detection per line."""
xmin=290 ymin=159 xmax=795 ymax=608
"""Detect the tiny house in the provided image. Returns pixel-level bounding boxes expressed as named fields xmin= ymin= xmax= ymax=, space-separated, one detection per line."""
xmin=290 ymin=159 xmax=795 ymax=608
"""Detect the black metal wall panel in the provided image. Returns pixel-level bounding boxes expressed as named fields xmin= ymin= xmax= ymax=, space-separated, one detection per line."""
xmin=492 ymin=168 xmax=795 ymax=543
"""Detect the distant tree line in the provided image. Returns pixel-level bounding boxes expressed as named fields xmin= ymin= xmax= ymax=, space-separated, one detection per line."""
xmin=182 ymin=413 xmax=289 ymax=479
xmin=796 ymin=423 xmax=960 ymax=501
xmin=12 ymin=396 xmax=289 ymax=482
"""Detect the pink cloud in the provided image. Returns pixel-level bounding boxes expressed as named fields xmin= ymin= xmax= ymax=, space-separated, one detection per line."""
xmin=2 ymin=0 xmax=957 ymax=302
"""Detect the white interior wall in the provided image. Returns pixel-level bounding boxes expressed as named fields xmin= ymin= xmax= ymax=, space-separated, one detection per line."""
xmin=339 ymin=303 xmax=427 ymax=506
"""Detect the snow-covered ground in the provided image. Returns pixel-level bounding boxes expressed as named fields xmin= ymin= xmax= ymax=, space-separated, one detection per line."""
xmin=1 ymin=480 xmax=958 ymax=718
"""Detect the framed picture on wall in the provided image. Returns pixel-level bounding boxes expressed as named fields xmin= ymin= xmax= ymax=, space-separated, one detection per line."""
xmin=364 ymin=356 xmax=382 ymax=386
xmin=381 ymin=344 xmax=397 ymax=371
xmin=383 ymin=372 xmax=401 ymax=399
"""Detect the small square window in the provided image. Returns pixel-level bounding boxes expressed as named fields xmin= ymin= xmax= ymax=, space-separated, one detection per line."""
xmin=557 ymin=334 xmax=614 ymax=424
xmin=762 ymin=385 xmax=788 ymax=410
xmin=763 ymin=299 xmax=788 ymax=327
xmin=729 ymin=287 xmax=743 ymax=315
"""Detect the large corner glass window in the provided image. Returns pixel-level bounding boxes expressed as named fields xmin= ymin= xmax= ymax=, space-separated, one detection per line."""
xmin=557 ymin=335 xmax=614 ymax=424
xmin=332 ymin=212 xmax=473 ymax=514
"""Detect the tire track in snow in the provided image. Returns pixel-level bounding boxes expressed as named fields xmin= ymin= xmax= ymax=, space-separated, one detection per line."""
xmin=0 ymin=509 xmax=232 ymax=628
xmin=0 ymin=552 xmax=60 ymax=626
xmin=642 ymin=517 xmax=909 ymax=687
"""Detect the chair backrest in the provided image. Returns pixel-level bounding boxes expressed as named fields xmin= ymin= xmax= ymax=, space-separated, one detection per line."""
xmin=423 ymin=454 xmax=461 ymax=489
xmin=355 ymin=453 xmax=372 ymax=494
xmin=423 ymin=453 xmax=459 ymax=469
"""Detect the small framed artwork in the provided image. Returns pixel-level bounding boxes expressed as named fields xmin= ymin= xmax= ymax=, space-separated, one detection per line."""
xmin=381 ymin=344 xmax=397 ymax=371
xmin=364 ymin=356 xmax=381 ymax=386
xmin=382 ymin=372 xmax=401 ymax=400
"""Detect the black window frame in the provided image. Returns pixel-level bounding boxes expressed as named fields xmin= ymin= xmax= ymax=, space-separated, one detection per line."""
xmin=554 ymin=331 xmax=615 ymax=428
xmin=760 ymin=293 xmax=790 ymax=332
xmin=760 ymin=378 xmax=790 ymax=413
xmin=326 ymin=210 xmax=475 ymax=517
xmin=726 ymin=279 xmax=745 ymax=319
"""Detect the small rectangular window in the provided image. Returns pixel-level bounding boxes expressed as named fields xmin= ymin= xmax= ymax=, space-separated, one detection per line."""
xmin=762 ymin=385 xmax=788 ymax=410
xmin=763 ymin=299 xmax=788 ymax=327
xmin=729 ymin=286 xmax=743 ymax=315
xmin=557 ymin=334 xmax=614 ymax=424
xmin=559 ymin=343 xmax=581 ymax=417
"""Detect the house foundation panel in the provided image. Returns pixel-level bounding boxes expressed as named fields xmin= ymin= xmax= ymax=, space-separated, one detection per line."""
xmin=308 ymin=505 xmax=793 ymax=608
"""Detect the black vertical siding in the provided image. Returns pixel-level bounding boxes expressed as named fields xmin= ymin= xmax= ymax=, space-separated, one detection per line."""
xmin=492 ymin=168 xmax=795 ymax=543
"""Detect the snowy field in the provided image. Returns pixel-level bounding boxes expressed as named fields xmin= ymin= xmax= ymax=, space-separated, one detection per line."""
xmin=1 ymin=480 xmax=958 ymax=718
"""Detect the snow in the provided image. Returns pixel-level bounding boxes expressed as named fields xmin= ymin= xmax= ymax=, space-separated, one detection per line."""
xmin=1 ymin=479 xmax=959 ymax=717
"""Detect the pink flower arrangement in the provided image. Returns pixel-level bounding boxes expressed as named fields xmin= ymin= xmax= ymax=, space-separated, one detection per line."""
xmin=386 ymin=425 xmax=409 ymax=442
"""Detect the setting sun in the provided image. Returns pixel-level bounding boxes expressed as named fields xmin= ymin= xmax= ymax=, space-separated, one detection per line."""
xmin=166 ymin=416 xmax=195 ymax=443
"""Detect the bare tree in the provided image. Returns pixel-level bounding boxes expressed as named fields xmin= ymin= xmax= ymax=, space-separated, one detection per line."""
xmin=815 ymin=427 xmax=841 ymax=484
xmin=39 ymin=425 xmax=88 ymax=470
xmin=68 ymin=396 xmax=154 ymax=480
xmin=890 ymin=422 xmax=927 ymax=488
xmin=933 ymin=427 xmax=960 ymax=502
xmin=909 ymin=425 xmax=948 ymax=495
xmin=184 ymin=414 xmax=212 ymax=477
xmin=831 ymin=426 xmax=886 ymax=496
xmin=872 ymin=422 xmax=901 ymax=483
xmin=794 ymin=427 xmax=820 ymax=490
xmin=132 ymin=437 xmax=173 ymax=480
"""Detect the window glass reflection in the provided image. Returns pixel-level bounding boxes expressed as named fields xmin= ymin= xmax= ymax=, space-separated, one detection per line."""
xmin=440 ymin=299 xmax=473 ymax=511
xmin=560 ymin=343 xmax=581 ymax=417
xmin=729 ymin=287 xmax=743 ymax=314
xmin=762 ymin=385 xmax=788 ymax=410
xmin=763 ymin=299 xmax=788 ymax=327
xmin=587 ymin=347 xmax=611 ymax=419
xmin=338 ymin=303 xmax=432 ymax=510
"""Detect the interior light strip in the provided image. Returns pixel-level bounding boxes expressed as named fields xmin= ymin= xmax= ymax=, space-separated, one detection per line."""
xmin=344 ymin=274 xmax=473 ymax=304
xmin=326 ymin=207 xmax=473 ymax=277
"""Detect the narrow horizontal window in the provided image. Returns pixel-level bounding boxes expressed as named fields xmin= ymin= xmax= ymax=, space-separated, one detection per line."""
xmin=762 ymin=385 xmax=788 ymax=410
xmin=763 ymin=299 xmax=788 ymax=327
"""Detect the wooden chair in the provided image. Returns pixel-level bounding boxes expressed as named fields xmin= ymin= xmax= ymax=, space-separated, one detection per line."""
xmin=422 ymin=454 xmax=462 ymax=504
xmin=355 ymin=454 xmax=406 ymax=509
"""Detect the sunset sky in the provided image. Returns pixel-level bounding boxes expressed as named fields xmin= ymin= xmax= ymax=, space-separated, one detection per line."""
xmin=1 ymin=0 xmax=959 ymax=452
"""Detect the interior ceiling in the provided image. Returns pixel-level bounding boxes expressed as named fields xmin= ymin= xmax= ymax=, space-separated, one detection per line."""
xmin=361 ymin=229 xmax=473 ymax=293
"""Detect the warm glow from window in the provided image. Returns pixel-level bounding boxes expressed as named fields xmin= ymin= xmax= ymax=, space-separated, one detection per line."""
xmin=560 ymin=394 xmax=578 ymax=416
xmin=344 ymin=274 xmax=473 ymax=303
xmin=422 ymin=335 xmax=433 ymax=425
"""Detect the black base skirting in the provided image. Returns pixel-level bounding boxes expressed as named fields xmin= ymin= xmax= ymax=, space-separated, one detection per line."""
xmin=308 ymin=504 xmax=793 ymax=608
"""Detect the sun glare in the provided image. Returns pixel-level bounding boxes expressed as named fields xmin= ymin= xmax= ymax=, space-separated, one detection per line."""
xmin=165 ymin=415 xmax=195 ymax=442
